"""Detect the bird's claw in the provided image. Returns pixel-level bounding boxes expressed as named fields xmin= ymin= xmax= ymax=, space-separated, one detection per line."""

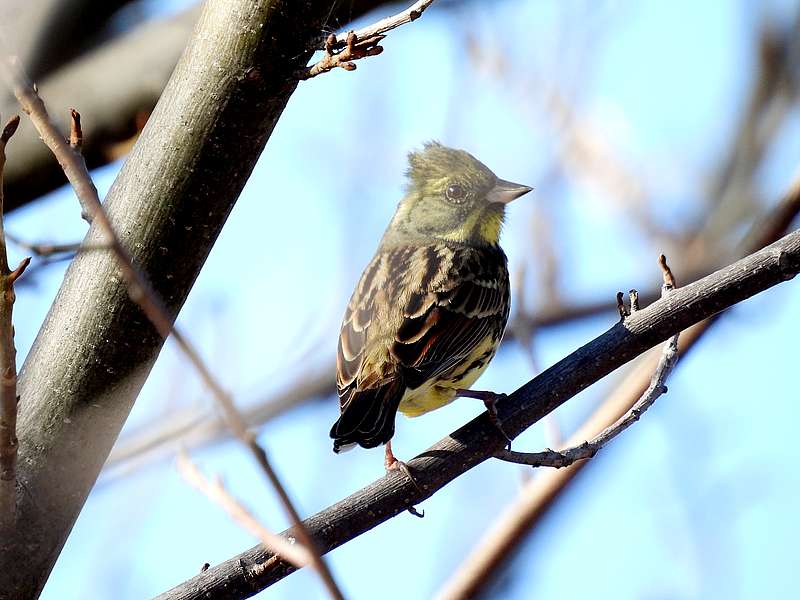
xmin=456 ymin=389 xmax=512 ymax=449
xmin=385 ymin=441 xmax=422 ymax=493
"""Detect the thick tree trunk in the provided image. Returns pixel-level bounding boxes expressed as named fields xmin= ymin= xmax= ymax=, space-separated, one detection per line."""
xmin=0 ymin=0 xmax=381 ymax=597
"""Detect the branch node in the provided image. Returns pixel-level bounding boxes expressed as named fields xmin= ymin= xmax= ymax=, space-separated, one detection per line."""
xmin=302 ymin=0 xmax=433 ymax=80
xmin=659 ymin=254 xmax=676 ymax=289
xmin=628 ymin=289 xmax=640 ymax=312
xmin=616 ymin=291 xmax=628 ymax=319
xmin=69 ymin=108 xmax=83 ymax=150
xmin=324 ymin=34 xmax=336 ymax=55
xmin=8 ymin=257 xmax=30 ymax=284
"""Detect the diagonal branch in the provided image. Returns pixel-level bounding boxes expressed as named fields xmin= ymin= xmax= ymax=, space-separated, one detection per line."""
xmin=495 ymin=255 xmax=680 ymax=469
xmin=177 ymin=452 xmax=314 ymax=571
xmin=300 ymin=0 xmax=436 ymax=79
xmin=158 ymin=228 xmax=800 ymax=600
xmin=333 ymin=0 xmax=436 ymax=48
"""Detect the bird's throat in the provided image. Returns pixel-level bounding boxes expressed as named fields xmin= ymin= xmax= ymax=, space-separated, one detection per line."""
xmin=437 ymin=204 xmax=505 ymax=246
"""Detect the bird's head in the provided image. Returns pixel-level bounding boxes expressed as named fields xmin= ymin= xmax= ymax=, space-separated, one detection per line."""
xmin=387 ymin=142 xmax=531 ymax=246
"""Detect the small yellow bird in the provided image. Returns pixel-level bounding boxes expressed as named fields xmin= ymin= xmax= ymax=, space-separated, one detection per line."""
xmin=330 ymin=142 xmax=531 ymax=471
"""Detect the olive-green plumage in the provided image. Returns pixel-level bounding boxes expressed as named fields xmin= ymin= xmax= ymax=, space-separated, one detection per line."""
xmin=330 ymin=142 xmax=531 ymax=453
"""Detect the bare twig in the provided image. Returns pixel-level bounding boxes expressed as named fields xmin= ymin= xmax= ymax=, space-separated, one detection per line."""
xmin=68 ymin=107 xmax=82 ymax=150
xmin=0 ymin=58 xmax=96 ymax=223
xmin=5 ymin=232 xmax=83 ymax=257
xmin=301 ymin=0 xmax=436 ymax=79
xmin=615 ymin=291 xmax=627 ymax=319
xmin=494 ymin=255 xmax=680 ymax=470
xmin=176 ymin=451 xmax=313 ymax=570
xmin=0 ymin=114 xmax=28 ymax=526
xmin=300 ymin=31 xmax=384 ymax=79
xmin=330 ymin=0 xmax=435 ymax=48
xmin=2 ymin=59 xmax=345 ymax=600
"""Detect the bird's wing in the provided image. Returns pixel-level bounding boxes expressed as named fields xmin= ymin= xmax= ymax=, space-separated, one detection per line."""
xmin=336 ymin=243 xmax=509 ymax=405
xmin=333 ymin=247 xmax=409 ymax=448
xmin=389 ymin=244 xmax=510 ymax=388
xmin=332 ymin=243 xmax=509 ymax=449
xmin=336 ymin=249 xmax=393 ymax=404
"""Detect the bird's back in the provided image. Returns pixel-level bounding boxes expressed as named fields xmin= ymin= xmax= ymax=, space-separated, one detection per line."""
xmin=331 ymin=240 xmax=510 ymax=451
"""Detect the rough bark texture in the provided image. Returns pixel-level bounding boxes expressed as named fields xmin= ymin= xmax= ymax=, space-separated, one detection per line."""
xmin=158 ymin=229 xmax=800 ymax=600
xmin=0 ymin=1 xmax=382 ymax=597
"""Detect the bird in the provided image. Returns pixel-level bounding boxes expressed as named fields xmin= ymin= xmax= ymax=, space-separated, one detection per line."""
xmin=330 ymin=141 xmax=531 ymax=473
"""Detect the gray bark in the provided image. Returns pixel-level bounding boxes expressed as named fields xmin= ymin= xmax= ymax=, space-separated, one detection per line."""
xmin=0 ymin=0 xmax=383 ymax=597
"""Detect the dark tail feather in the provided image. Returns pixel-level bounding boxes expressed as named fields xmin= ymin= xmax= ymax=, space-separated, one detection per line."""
xmin=330 ymin=379 xmax=405 ymax=452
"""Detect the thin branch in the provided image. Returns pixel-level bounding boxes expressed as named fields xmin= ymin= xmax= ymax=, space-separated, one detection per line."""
xmin=494 ymin=255 xmax=680 ymax=469
xmin=0 ymin=58 xmax=97 ymax=223
xmin=331 ymin=0 xmax=436 ymax=48
xmin=1 ymin=58 xmax=345 ymax=600
xmin=104 ymin=361 xmax=335 ymax=479
xmin=68 ymin=107 xmax=82 ymax=150
xmin=176 ymin=451 xmax=313 ymax=570
xmin=0 ymin=114 xmax=28 ymax=527
xmin=300 ymin=31 xmax=384 ymax=79
xmin=4 ymin=232 xmax=82 ymax=257
xmin=157 ymin=229 xmax=800 ymax=600
xmin=300 ymin=0 xmax=436 ymax=79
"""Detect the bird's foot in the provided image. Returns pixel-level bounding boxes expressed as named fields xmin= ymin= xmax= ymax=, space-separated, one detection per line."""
xmin=385 ymin=440 xmax=423 ymax=497
xmin=455 ymin=388 xmax=512 ymax=450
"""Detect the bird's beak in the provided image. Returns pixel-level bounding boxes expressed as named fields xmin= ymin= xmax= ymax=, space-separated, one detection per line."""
xmin=487 ymin=179 xmax=533 ymax=204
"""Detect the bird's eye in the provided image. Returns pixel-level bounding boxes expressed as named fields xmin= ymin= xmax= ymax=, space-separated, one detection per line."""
xmin=445 ymin=183 xmax=467 ymax=204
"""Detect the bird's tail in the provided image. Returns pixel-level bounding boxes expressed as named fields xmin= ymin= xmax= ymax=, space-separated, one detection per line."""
xmin=330 ymin=379 xmax=405 ymax=452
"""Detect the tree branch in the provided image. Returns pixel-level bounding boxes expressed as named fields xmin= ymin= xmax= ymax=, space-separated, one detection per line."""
xmin=299 ymin=0 xmax=436 ymax=79
xmin=0 ymin=1 xmax=390 ymax=596
xmin=328 ymin=0 xmax=436 ymax=49
xmin=495 ymin=256 xmax=680 ymax=469
xmin=158 ymin=229 xmax=800 ymax=600
xmin=176 ymin=451 xmax=314 ymax=572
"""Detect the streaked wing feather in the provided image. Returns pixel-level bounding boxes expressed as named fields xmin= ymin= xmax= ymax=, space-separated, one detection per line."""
xmin=391 ymin=245 xmax=509 ymax=388
xmin=334 ymin=243 xmax=509 ymax=444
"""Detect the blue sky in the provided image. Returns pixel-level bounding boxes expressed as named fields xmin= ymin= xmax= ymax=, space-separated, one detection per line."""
xmin=5 ymin=1 xmax=799 ymax=598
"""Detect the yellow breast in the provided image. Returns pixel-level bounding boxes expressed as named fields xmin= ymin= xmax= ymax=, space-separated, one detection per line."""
xmin=397 ymin=336 xmax=498 ymax=418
